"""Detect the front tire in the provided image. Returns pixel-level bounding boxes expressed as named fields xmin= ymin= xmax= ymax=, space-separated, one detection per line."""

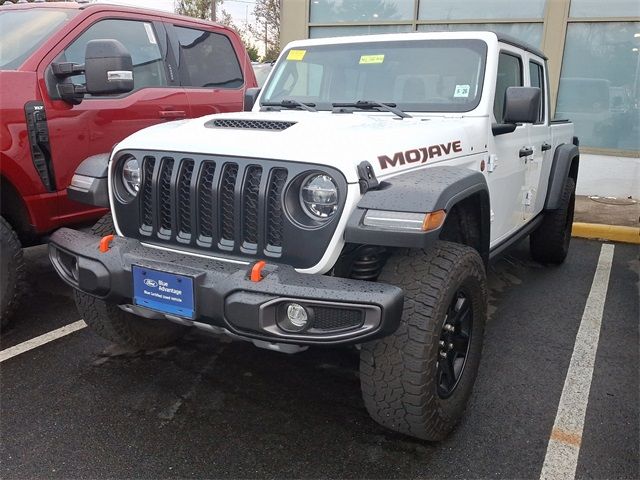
xmin=530 ymin=177 xmax=576 ymax=264
xmin=0 ymin=216 xmax=25 ymax=330
xmin=360 ymin=242 xmax=487 ymax=441
xmin=91 ymin=213 xmax=115 ymax=237
xmin=75 ymin=291 xmax=186 ymax=350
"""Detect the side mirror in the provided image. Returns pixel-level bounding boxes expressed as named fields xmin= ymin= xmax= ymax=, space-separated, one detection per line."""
xmin=503 ymin=86 xmax=540 ymax=124
xmin=244 ymin=87 xmax=260 ymax=111
xmin=85 ymin=39 xmax=134 ymax=95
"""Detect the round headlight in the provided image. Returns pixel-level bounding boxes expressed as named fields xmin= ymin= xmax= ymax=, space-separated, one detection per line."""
xmin=300 ymin=174 xmax=338 ymax=219
xmin=121 ymin=157 xmax=141 ymax=196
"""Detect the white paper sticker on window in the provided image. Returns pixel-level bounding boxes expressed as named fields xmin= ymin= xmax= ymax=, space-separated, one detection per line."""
xmin=454 ymin=85 xmax=470 ymax=98
xmin=143 ymin=23 xmax=157 ymax=45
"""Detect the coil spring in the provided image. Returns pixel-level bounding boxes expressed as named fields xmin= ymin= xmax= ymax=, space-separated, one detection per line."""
xmin=350 ymin=246 xmax=386 ymax=281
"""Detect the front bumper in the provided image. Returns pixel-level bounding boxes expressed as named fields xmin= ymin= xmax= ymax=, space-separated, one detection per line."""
xmin=49 ymin=228 xmax=404 ymax=346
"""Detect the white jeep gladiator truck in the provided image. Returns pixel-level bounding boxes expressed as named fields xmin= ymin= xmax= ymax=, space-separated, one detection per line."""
xmin=49 ymin=32 xmax=579 ymax=441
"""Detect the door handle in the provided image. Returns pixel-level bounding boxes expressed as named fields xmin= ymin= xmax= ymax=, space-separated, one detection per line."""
xmin=159 ymin=110 xmax=187 ymax=119
xmin=541 ymin=142 xmax=551 ymax=152
xmin=519 ymin=147 xmax=533 ymax=158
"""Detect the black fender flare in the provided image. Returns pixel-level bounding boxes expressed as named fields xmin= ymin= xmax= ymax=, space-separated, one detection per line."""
xmin=544 ymin=143 xmax=579 ymax=210
xmin=345 ymin=165 xmax=490 ymax=252
xmin=66 ymin=153 xmax=110 ymax=207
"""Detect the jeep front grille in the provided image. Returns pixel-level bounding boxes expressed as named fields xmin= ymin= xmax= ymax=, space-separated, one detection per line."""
xmin=137 ymin=156 xmax=288 ymax=255
xmin=113 ymin=150 xmax=346 ymax=269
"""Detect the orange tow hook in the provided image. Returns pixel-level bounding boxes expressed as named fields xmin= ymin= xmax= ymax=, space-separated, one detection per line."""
xmin=250 ymin=260 xmax=267 ymax=282
xmin=99 ymin=234 xmax=115 ymax=253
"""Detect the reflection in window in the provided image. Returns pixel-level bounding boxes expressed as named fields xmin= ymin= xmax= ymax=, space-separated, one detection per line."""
xmin=529 ymin=61 xmax=545 ymax=123
xmin=418 ymin=0 xmax=546 ymax=20
xmin=263 ymin=40 xmax=487 ymax=113
xmin=569 ymin=0 xmax=640 ymax=18
xmin=417 ymin=23 xmax=543 ymax=48
xmin=310 ymin=0 xmax=414 ymax=23
xmin=556 ymin=23 xmax=639 ymax=151
xmin=309 ymin=24 xmax=413 ymax=38
xmin=176 ymin=26 xmax=243 ymax=88
xmin=64 ymin=20 xmax=166 ymax=90
xmin=494 ymin=52 xmax=522 ymax=123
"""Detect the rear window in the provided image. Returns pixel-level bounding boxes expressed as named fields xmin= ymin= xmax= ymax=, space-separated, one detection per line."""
xmin=175 ymin=26 xmax=243 ymax=88
xmin=0 ymin=9 xmax=77 ymax=70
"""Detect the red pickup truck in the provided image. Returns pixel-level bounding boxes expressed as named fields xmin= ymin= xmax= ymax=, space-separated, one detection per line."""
xmin=0 ymin=1 xmax=257 ymax=327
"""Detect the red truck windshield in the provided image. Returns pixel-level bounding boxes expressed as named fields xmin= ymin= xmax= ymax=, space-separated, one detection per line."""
xmin=0 ymin=8 xmax=78 ymax=70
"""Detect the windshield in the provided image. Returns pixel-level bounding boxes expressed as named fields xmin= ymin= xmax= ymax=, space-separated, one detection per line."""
xmin=262 ymin=39 xmax=487 ymax=113
xmin=0 ymin=9 xmax=77 ymax=70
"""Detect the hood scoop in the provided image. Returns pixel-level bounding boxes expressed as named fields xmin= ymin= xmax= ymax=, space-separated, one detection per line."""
xmin=205 ymin=119 xmax=297 ymax=131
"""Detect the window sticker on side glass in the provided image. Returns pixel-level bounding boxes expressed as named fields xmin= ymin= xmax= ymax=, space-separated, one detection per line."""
xmin=143 ymin=23 xmax=157 ymax=45
xmin=454 ymin=84 xmax=470 ymax=98
xmin=287 ymin=49 xmax=306 ymax=61
xmin=359 ymin=54 xmax=385 ymax=64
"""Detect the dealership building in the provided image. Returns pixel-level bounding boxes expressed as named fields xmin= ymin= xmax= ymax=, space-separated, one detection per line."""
xmin=280 ymin=0 xmax=640 ymax=197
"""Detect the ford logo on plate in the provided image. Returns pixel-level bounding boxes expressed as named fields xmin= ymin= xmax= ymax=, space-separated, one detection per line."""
xmin=144 ymin=279 xmax=158 ymax=288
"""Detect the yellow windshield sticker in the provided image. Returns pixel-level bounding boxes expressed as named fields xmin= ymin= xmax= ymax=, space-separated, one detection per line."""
xmin=359 ymin=54 xmax=385 ymax=64
xmin=287 ymin=49 xmax=306 ymax=61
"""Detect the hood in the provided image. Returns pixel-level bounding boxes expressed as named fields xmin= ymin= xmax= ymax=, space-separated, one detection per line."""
xmin=115 ymin=110 xmax=488 ymax=183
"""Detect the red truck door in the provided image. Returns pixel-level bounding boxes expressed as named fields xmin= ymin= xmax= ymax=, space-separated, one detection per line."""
xmin=37 ymin=12 xmax=190 ymax=224
xmin=165 ymin=22 xmax=250 ymax=117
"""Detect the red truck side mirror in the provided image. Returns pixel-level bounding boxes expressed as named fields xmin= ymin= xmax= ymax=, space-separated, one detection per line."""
xmin=84 ymin=39 xmax=134 ymax=96
xmin=51 ymin=39 xmax=134 ymax=104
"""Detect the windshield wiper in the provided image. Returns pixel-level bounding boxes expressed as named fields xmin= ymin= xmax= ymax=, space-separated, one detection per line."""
xmin=331 ymin=100 xmax=411 ymax=119
xmin=261 ymin=99 xmax=317 ymax=112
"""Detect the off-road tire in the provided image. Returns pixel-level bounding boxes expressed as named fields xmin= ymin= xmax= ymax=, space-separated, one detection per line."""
xmin=91 ymin=213 xmax=115 ymax=237
xmin=530 ymin=177 xmax=576 ymax=264
xmin=75 ymin=291 xmax=187 ymax=349
xmin=0 ymin=216 xmax=25 ymax=330
xmin=360 ymin=241 xmax=487 ymax=441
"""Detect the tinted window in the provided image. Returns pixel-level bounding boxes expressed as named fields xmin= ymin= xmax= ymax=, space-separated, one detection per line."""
xmin=63 ymin=19 xmax=166 ymax=91
xmin=494 ymin=52 xmax=522 ymax=122
xmin=529 ymin=61 xmax=545 ymax=123
xmin=175 ymin=26 xmax=243 ymax=88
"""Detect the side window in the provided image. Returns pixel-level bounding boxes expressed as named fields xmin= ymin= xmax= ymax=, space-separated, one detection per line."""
xmin=494 ymin=52 xmax=522 ymax=123
xmin=63 ymin=19 xmax=167 ymax=91
xmin=174 ymin=26 xmax=243 ymax=88
xmin=529 ymin=61 xmax=545 ymax=124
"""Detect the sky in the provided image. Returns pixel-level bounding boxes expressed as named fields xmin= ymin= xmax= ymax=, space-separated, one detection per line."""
xmin=98 ymin=0 xmax=257 ymax=26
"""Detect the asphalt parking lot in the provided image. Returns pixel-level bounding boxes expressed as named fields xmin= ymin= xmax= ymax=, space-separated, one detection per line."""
xmin=0 ymin=238 xmax=638 ymax=479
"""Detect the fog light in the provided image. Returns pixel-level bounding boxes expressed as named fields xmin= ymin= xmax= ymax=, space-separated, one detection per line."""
xmin=278 ymin=303 xmax=309 ymax=332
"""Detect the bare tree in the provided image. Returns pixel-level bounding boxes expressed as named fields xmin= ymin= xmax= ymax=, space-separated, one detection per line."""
xmin=174 ymin=0 xmax=224 ymax=22
xmin=175 ymin=0 xmax=260 ymax=62
xmin=247 ymin=0 xmax=280 ymax=62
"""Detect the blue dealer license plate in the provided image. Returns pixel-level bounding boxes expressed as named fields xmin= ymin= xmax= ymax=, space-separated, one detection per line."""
xmin=132 ymin=266 xmax=195 ymax=319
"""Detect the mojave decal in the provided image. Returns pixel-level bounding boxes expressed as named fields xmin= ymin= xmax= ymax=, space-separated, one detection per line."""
xmin=377 ymin=140 xmax=463 ymax=170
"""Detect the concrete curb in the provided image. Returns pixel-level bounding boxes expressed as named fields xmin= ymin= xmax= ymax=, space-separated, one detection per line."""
xmin=572 ymin=222 xmax=640 ymax=245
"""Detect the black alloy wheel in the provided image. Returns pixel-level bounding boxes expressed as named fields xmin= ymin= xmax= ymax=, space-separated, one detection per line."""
xmin=437 ymin=290 xmax=473 ymax=399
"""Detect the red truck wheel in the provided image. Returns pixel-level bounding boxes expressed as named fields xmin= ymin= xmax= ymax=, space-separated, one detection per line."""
xmin=0 ymin=216 xmax=25 ymax=330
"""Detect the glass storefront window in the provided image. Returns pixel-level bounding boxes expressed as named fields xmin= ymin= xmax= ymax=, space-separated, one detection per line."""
xmin=417 ymin=23 xmax=543 ymax=48
xmin=310 ymin=0 xmax=415 ymax=24
xmin=569 ymin=0 xmax=640 ymax=18
xmin=310 ymin=24 xmax=413 ymax=39
xmin=556 ymin=22 xmax=640 ymax=151
xmin=418 ymin=0 xmax=546 ymax=21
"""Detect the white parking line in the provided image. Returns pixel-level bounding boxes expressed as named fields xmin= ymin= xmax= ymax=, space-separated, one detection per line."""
xmin=0 ymin=320 xmax=87 ymax=363
xmin=539 ymin=243 xmax=615 ymax=480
